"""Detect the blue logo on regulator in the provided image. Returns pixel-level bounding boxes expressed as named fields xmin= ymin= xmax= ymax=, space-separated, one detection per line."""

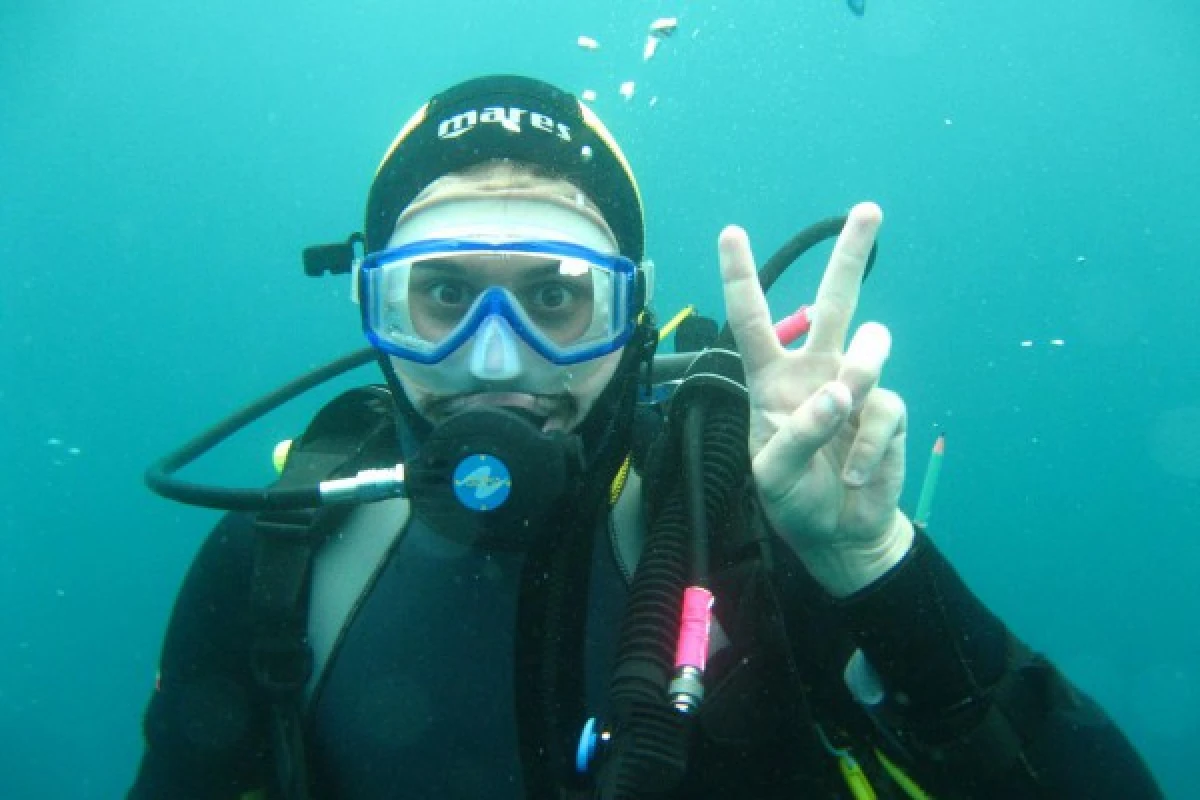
xmin=452 ymin=454 xmax=513 ymax=511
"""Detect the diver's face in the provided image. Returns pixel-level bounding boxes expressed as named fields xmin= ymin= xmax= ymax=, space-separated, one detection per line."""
xmin=383 ymin=167 xmax=626 ymax=433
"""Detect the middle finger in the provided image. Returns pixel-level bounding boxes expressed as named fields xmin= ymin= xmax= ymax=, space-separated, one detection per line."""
xmin=805 ymin=202 xmax=882 ymax=354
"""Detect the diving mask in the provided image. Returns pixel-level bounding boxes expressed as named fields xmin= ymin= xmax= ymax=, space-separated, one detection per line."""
xmin=358 ymin=237 xmax=639 ymax=366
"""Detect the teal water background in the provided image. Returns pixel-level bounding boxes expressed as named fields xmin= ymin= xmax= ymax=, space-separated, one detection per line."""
xmin=2 ymin=0 xmax=1198 ymax=796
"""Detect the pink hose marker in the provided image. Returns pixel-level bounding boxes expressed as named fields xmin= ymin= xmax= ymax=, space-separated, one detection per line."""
xmin=669 ymin=586 xmax=714 ymax=713
xmin=774 ymin=305 xmax=812 ymax=346
xmin=674 ymin=586 xmax=714 ymax=670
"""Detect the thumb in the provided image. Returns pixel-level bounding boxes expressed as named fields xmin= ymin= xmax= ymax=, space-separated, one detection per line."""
xmin=752 ymin=382 xmax=852 ymax=493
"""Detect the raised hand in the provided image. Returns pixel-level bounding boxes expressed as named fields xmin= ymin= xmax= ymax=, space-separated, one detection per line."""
xmin=718 ymin=203 xmax=914 ymax=597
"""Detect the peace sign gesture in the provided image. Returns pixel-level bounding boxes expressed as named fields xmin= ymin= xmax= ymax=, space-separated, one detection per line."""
xmin=719 ymin=203 xmax=914 ymax=598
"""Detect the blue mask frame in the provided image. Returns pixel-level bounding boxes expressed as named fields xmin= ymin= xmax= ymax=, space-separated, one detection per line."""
xmin=358 ymin=238 xmax=640 ymax=366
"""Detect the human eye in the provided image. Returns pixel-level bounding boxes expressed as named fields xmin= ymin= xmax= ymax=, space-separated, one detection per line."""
xmin=428 ymin=280 xmax=471 ymax=308
xmin=409 ymin=270 xmax=474 ymax=307
xmin=530 ymin=281 xmax=574 ymax=312
xmin=408 ymin=273 xmax=478 ymax=328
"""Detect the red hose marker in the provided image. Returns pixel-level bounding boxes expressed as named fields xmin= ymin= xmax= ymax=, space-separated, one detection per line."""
xmin=774 ymin=305 xmax=811 ymax=346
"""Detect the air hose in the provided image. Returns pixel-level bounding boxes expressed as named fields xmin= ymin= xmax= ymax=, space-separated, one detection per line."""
xmin=598 ymin=350 xmax=749 ymax=799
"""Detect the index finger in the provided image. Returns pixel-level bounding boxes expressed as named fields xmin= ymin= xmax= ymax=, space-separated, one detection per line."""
xmin=719 ymin=225 xmax=783 ymax=375
xmin=806 ymin=203 xmax=883 ymax=354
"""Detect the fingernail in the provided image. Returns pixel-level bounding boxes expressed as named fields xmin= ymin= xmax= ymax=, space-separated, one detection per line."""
xmin=815 ymin=389 xmax=842 ymax=421
xmin=844 ymin=467 xmax=865 ymax=486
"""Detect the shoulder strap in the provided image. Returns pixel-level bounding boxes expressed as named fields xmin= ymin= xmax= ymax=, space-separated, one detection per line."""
xmin=248 ymin=385 xmax=398 ymax=800
xmin=305 ymin=495 xmax=410 ymax=706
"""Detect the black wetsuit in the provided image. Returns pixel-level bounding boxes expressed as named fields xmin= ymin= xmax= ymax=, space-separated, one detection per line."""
xmin=129 ymin=490 xmax=1163 ymax=799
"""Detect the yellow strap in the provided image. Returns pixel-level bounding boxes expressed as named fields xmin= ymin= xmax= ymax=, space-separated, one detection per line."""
xmin=875 ymin=749 xmax=935 ymax=800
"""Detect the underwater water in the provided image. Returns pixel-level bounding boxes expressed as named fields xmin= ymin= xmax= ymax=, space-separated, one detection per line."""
xmin=2 ymin=0 xmax=1198 ymax=796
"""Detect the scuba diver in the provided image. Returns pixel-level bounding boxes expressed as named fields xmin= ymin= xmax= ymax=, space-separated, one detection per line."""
xmin=128 ymin=75 xmax=1162 ymax=799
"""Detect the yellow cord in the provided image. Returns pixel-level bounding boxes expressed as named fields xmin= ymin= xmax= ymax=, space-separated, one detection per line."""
xmin=658 ymin=305 xmax=695 ymax=341
xmin=875 ymin=749 xmax=935 ymax=800
xmin=816 ymin=725 xmax=876 ymax=800
xmin=819 ymin=725 xmax=931 ymax=800
xmin=838 ymin=753 xmax=879 ymax=800
xmin=609 ymin=454 xmax=633 ymax=506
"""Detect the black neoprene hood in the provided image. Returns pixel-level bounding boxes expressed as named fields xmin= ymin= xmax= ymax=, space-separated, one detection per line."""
xmin=364 ymin=75 xmax=645 ymax=264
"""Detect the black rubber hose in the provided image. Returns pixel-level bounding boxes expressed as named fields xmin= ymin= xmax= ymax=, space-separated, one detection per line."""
xmin=714 ymin=215 xmax=878 ymax=350
xmin=144 ymin=348 xmax=376 ymax=511
xmin=608 ymin=481 xmax=687 ymax=723
xmin=604 ymin=485 xmax=690 ymax=798
xmin=687 ymin=399 xmax=749 ymax=589
xmin=602 ymin=393 xmax=749 ymax=797
xmin=683 ymin=404 xmax=710 ymax=586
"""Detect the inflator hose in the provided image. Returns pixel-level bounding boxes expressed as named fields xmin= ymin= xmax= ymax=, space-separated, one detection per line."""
xmin=601 ymin=382 xmax=748 ymax=798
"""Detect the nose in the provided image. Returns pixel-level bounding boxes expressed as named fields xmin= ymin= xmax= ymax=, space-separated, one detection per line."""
xmin=468 ymin=314 xmax=523 ymax=381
